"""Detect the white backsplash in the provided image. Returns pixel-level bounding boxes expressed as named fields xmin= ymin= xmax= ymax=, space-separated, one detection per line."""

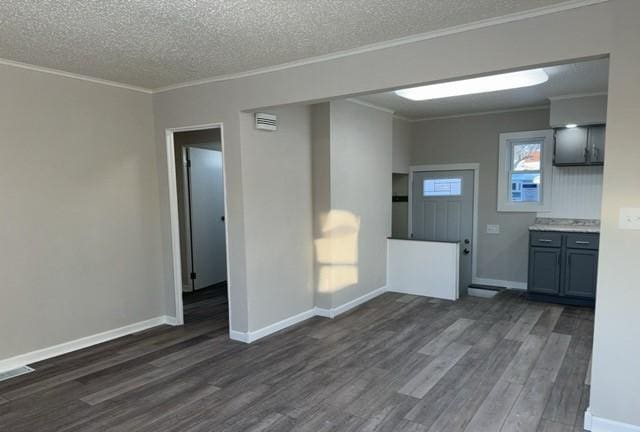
xmin=538 ymin=165 xmax=603 ymax=219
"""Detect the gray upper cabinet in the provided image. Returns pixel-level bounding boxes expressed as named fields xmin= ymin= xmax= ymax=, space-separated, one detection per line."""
xmin=588 ymin=125 xmax=606 ymax=164
xmin=554 ymin=125 xmax=606 ymax=166
xmin=555 ymin=127 xmax=588 ymax=165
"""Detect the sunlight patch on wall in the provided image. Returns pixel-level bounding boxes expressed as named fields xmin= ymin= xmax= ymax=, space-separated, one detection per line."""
xmin=315 ymin=210 xmax=360 ymax=294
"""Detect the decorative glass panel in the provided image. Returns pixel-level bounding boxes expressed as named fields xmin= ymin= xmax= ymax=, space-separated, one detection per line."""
xmin=512 ymin=142 xmax=541 ymax=171
xmin=423 ymin=178 xmax=462 ymax=197
xmin=510 ymin=172 xmax=541 ymax=202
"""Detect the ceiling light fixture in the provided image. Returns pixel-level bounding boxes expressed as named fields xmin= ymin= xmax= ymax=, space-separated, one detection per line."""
xmin=394 ymin=69 xmax=549 ymax=101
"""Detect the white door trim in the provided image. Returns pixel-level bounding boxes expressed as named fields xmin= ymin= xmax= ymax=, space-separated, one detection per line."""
xmin=165 ymin=123 xmax=230 ymax=327
xmin=181 ymin=146 xmax=194 ymax=293
xmin=408 ymin=163 xmax=480 ymax=288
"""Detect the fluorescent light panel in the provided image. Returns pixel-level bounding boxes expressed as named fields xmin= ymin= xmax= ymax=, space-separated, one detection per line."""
xmin=395 ymin=69 xmax=548 ymax=101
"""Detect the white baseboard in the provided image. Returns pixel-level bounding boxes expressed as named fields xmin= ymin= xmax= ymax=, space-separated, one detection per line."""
xmin=585 ymin=408 xmax=640 ymax=432
xmin=0 ymin=315 xmax=175 ymax=374
xmin=1 ymin=287 xmax=389 ymax=368
xmin=468 ymin=287 xmax=499 ymax=298
xmin=473 ymin=277 xmax=527 ymax=291
xmin=164 ymin=315 xmax=179 ymax=326
xmin=231 ymin=286 xmax=388 ymax=343
xmin=315 ymin=286 xmax=387 ymax=319
xmin=229 ymin=308 xmax=317 ymax=343
xmin=228 ymin=329 xmax=250 ymax=343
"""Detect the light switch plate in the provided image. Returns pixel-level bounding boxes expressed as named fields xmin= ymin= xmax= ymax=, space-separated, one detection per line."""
xmin=619 ymin=208 xmax=640 ymax=230
xmin=487 ymin=224 xmax=500 ymax=234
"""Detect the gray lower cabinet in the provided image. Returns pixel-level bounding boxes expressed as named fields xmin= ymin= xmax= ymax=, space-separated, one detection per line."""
xmin=527 ymin=231 xmax=598 ymax=305
xmin=564 ymin=248 xmax=598 ymax=298
xmin=528 ymin=247 xmax=562 ymax=295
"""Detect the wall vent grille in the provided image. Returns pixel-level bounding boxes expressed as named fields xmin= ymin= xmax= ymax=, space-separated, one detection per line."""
xmin=255 ymin=113 xmax=277 ymax=131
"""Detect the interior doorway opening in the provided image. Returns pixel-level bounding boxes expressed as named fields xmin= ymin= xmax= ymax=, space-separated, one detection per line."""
xmin=166 ymin=124 xmax=230 ymax=327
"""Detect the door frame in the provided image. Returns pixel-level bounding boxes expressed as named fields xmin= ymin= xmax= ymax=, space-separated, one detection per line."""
xmin=181 ymin=146 xmax=194 ymax=293
xmin=408 ymin=163 xmax=479 ymax=287
xmin=165 ymin=122 xmax=230 ymax=327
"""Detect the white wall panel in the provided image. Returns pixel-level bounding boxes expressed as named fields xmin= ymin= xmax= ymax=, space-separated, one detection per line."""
xmin=541 ymin=165 xmax=603 ymax=219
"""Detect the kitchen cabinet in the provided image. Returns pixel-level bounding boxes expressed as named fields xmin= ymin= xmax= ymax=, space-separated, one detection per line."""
xmin=554 ymin=125 xmax=605 ymax=166
xmin=588 ymin=125 xmax=606 ymax=164
xmin=528 ymin=247 xmax=562 ymax=295
xmin=527 ymin=231 xmax=598 ymax=305
xmin=564 ymin=249 xmax=598 ymax=298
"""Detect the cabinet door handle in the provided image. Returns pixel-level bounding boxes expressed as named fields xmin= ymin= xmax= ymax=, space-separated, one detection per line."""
xmin=538 ymin=239 xmax=553 ymax=243
xmin=575 ymin=241 xmax=590 ymax=245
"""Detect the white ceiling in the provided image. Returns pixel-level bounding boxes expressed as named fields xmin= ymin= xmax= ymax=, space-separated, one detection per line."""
xmin=1 ymin=0 xmax=579 ymax=89
xmin=356 ymin=58 xmax=609 ymax=119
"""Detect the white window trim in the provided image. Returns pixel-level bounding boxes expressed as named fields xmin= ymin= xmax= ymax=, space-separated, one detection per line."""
xmin=497 ymin=129 xmax=554 ymax=212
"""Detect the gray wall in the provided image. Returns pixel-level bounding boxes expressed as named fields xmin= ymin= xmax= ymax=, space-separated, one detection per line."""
xmin=591 ymin=1 xmax=640 ymax=424
xmin=239 ymin=105 xmax=315 ymax=331
xmin=151 ymin=2 xmax=636 ymax=425
xmin=392 ymin=117 xmax=412 ymax=174
xmin=328 ymin=100 xmax=392 ymax=307
xmin=0 ymin=63 xmax=161 ymax=360
xmin=311 ymin=103 xmax=333 ymax=309
xmin=152 ymin=1 xmax=614 ymax=335
xmin=5 ymin=4 xmax=640 ymax=425
xmin=391 ymin=117 xmax=411 ymax=239
xmin=312 ymin=100 xmax=392 ymax=309
xmin=411 ymin=109 xmax=550 ymax=285
xmin=410 ymin=108 xmax=606 ymax=285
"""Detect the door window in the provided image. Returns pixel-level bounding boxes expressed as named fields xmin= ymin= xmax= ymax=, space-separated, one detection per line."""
xmin=423 ymin=178 xmax=462 ymax=197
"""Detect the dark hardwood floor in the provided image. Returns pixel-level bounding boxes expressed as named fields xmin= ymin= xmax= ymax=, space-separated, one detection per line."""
xmin=0 ymin=290 xmax=593 ymax=432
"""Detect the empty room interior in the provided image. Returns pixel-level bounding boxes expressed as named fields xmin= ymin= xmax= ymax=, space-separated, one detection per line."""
xmin=0 ymin=1 xmax=639 ymax=432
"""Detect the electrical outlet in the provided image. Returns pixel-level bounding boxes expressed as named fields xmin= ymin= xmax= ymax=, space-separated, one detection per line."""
xmin=486 ymin=224 xmax=500 ymax=234
xmin=619 ymin=208 xmax=640 ymax=230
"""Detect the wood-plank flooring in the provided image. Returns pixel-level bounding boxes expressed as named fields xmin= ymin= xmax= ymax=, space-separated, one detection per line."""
xmin=0 ymin=289 xmax=593 ymax=432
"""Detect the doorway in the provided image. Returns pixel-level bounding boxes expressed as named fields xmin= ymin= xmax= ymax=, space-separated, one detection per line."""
xmin=183 ymin=146 xmax=227 ymax=291
xmin=410 ymin=164 xmax=478 ymax=296
xmin=166 ymin=124 xmax=230 ymax=326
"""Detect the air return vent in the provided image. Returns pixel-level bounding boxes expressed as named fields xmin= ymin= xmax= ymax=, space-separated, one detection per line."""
xmin=255 ymin=112 xmax=277 ymax=131
xmin=0 ymin=366 xmax=34 ymax=382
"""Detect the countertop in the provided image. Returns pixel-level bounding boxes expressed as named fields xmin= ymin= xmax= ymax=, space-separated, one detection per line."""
xmin=528 ymin=218 xmax=600 ymax=233
xmin=387 ymin=237 xmax=461 ymax=244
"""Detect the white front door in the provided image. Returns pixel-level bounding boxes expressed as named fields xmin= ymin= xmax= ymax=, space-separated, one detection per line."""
xmin=187 ymin=147 xmax=227 ymax=290
xmin=412 ymin=170 xmax=474 ymax=295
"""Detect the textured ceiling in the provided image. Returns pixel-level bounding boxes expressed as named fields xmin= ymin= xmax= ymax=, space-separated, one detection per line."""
xmin=1 ymin=0 xmax=575 ymax=89
xmin=357 ymin=58 xmax=609 ymax=119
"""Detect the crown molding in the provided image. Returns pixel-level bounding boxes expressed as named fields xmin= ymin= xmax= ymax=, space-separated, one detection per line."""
xmin=409 ymin=105 xmax=549 ymax=122
xmin=345 ymin=98 xmax=395 ymax=114
xmin=153 ymin=0 xmax=608 ymax=93
xmin=547 ymin=91 xmax=608 ymax=101
xmin=0 ymin=58 xmax=152 ymax=94
xmin=0 ymin=0 xmax=608 ymax=95
xmin=393 ymin=114 xmax=413 ymax=122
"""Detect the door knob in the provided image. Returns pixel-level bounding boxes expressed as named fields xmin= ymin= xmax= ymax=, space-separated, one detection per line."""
xmin=220 ymin=216 xmax=225 ymax=222
xmin=463 ymin=248 xmax=470 ymax=255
